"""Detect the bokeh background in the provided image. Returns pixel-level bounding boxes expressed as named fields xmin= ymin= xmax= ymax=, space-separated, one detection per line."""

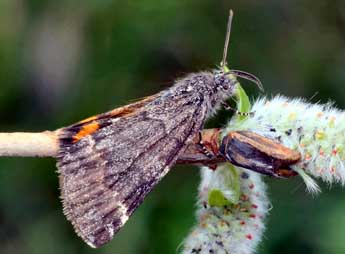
xmin=0 ymin=1 xmax=345 ymax=253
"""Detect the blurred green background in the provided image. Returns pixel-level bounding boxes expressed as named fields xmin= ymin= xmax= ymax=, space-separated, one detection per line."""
xmin=0 ymin=0 xmax=345 ymax=253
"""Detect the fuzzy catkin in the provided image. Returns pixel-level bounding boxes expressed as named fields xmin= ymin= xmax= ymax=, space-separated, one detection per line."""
xmin=182 ymin=95 xmax=345 ymax=253
xmin=227 ymin=95 xmax=345 ymax=191
xmin=182 ymin=165 xmax=269 ymax=254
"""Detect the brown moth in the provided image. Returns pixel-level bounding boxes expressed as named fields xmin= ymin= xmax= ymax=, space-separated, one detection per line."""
xmin=55 ymin=10 xmax=263 ymax=248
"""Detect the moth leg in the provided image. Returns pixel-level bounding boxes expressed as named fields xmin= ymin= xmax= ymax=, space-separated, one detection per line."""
xmin=221 ymin=102 xmax=255 ymax=117
xmin=194 ymin=132 xmax=220 ymax=170
xmin=197 ymin=132 xmax=214 ymax=159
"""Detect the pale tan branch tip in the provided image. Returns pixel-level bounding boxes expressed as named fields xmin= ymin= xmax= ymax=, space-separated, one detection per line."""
xmin=0 ymin=131 xmax=59 ymax=157
xmin=0 ymin=129 xmax=223 ymax=165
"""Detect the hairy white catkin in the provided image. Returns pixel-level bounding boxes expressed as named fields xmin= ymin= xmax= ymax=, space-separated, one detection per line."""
xmin=182 ymin=165 xmax=269 ymax=254
xmin=182 ymin=95 xmax=345 ymax=254
xmin=226 ymin=95 xmax=345 ymax=192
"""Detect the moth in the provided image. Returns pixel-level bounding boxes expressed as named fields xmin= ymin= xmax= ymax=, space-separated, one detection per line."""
xmin=56 ymin=11 xmax=263 ymax=247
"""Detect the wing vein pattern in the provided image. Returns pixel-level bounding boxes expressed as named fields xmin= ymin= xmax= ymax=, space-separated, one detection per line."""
xmin=57 ymin=91 xmax=206 ymax=247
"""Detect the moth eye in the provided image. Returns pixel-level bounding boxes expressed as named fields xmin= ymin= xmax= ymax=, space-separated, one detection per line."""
xmin=221 ymin=79 xmax=230 ymax=90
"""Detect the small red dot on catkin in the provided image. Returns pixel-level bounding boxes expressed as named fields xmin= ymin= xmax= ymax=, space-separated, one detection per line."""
xmin=240 ymin=221 xmax=246 ymax=225
xmin=241 ymin=195 xmax=249 ymax=201
xmin=249 ymin=214 xmax=256 ymax=218
xmin=246 ymin=234 xmax=253 ymax=240
xmin=332 ymin=149 xmax=338 ymax=156
xmin=249 ymin=183 xmax=254 ymax=189
xmin=251 ymin=204 xmax=258 ymax=209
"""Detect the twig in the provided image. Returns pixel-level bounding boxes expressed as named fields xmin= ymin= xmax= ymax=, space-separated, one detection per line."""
xmin=0 ymin=129 xmax=224 ymax=165
xmin=0 ymin=131 xmax=59 ymax=157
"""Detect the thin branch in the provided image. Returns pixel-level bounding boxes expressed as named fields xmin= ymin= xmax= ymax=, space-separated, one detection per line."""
xmin=0 ymin=129 xmax=224 ymax=164
xmin=0 ymin=131 xmax=59 ymax=157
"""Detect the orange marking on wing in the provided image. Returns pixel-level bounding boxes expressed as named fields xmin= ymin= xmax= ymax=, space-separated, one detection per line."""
xmin=78 ymin=115 xmax=98 ymax=124
xmin=73 ymin=122 xmax=100 ymax=142
xmin=108 ymin=107 xmax=137 ymax=118
xmin=69 ymin=94 xmax=159 ymax=142
xmin=77 ymin=94 xmax=159 ymax=124
xmin=108 ymin=94 xmax=159 ymax=118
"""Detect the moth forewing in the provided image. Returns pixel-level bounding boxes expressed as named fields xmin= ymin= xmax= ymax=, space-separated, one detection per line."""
xmin=57 ymin=72 xmax=239 ymax=247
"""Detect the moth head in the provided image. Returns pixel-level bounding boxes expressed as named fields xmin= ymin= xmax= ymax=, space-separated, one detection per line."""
xmin=213 ymin=69 xmax=264 ymax=94
xmin=213 ymin=70 xmax=237 ymax=92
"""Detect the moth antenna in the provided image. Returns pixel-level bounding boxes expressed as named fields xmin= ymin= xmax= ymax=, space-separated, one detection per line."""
xmin=220 ymin=10 xmax=264 ymax=93
xmin=228 ymin=70 xmax=265 ymax=92
xmin=221 ymin=9 xmax=234 ymax=68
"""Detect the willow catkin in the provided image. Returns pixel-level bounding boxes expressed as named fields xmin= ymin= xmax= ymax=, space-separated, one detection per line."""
xmin=226 ymin=95 xmax=345 ymax=192
xmin=182 ymin=165 xmax=269 ymax=254
xmin=182 ymin=95 xmax=345 ymax=253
